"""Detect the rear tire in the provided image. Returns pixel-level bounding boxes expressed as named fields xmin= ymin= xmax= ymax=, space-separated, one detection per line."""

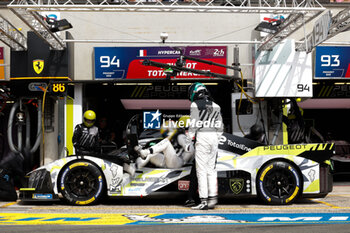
xmin=256 ymin=160 xmax=302 ymax=205
xmin=59 ymin=161 xmax=105 ymax=205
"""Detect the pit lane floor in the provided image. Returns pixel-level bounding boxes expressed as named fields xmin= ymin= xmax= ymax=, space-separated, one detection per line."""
xmin=1 ymin=182 xmax=350 ymax=226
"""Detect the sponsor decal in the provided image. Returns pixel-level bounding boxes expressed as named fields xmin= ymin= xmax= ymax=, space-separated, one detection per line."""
xmin=218 ymin=135 xmax=252 ymax=152
xmin=259 ymin=165 xmax=273 ymax=202
xmin=178 ymin=180 xmax=190 ymax=191
xmin=69 ymin=162 xmax=89 ymax=169
xmin=33 ymin=59 xmax=44 ymax=74
xmin=130 ymin=182 xmax=146 ymax=187
xmin=229 ymin=178 xmax=244 ymax=194
xmin=75 ymin=197 xmax=95 ymax=205
xmin=32 ymin=194 xmax=53 ymax=200
xmin=95 ymin=175 xmax=103 ymax=198
xmin=263 ymin=145 xmax=307 ymax=151
xmin=126 ymin=187 xmax=142 ymax=192
xmin=110 ymin=164 xmax=121 ymax=192
xmin=60 ymin=168 xmax=69 ymax=190
xmin=308 ymin=169 xmax=316 ymax=182
xmin=285 ymin=166 xmax=300 ymax=203
xmin=189 ymin=49 xmax=201 ymax=56
xmin=143 ymin=110 xmax=161 ymax=129
xmin=157 ymin=50 xmax=181 ymax=55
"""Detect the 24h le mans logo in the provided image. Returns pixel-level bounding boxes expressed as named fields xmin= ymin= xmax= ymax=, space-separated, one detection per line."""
xmin=33 ymin=59 xmax=44 ymax=74
xmin=230 ymin=178 xmax=244 ymax=194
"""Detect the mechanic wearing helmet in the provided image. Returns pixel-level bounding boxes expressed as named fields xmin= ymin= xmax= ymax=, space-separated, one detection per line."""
xmin=72 ymin=110 xmax=100 ymax=155
xmin=135 ymin=115 xmax=195 ymax=169
xmin=186 ymin=82 xmax=223 ymax=210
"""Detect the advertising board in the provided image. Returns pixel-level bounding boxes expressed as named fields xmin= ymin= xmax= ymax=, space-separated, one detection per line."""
xmin=94 ymin=46 xmax=227 ymax=79
xmin=315 ymin=46 xmax=350 ymax=79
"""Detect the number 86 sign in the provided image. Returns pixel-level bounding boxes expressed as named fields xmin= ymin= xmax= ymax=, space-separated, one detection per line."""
xmin=50 ymin=83 xmax=67 ymax=96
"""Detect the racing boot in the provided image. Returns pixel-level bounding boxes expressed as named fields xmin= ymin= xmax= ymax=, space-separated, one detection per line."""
xmin=208 ymin=196 xmax=218 ymax=209
xmin=184 ymin=199 xmax=196 ymax=207
xmin=191 ymin=198 xmax=208 ymax=210
xmin=134 ymin=146 xmax=150 ymax=159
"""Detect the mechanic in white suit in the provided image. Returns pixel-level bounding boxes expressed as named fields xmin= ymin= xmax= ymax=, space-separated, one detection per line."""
xmin=186 ymin=82 xmax=223 ymax=210
xmin=135 ymin=116 xmax=195 ymax=169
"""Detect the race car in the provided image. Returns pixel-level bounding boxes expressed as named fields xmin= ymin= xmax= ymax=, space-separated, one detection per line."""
xmin=19 ymin=116 xmax=334 ymax=206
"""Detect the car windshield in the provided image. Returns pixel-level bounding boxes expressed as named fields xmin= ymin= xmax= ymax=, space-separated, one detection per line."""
xmin=139 ymin=129 xmax=162 ymax=139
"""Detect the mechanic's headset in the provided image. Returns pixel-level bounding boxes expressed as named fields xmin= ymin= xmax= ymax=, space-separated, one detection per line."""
xmin=188 ymin=82 xmax=207 ymax=102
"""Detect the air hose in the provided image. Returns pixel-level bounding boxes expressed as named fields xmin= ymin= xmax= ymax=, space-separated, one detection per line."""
xmin=7 ymin=99 xmax=42 ymax=157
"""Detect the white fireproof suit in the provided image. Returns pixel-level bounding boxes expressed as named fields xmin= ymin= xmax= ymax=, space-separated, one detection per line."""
xmin=137 ymin=133 xmax=195 ymax=169
xmin=188 ymin=98 xmax=223 ymax=200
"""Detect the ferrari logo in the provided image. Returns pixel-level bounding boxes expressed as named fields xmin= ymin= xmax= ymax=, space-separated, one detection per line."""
xmin=229 ymin=178 xmax=244 ymax=194
xmin=33 ymin=59 xmax=44 ymax=74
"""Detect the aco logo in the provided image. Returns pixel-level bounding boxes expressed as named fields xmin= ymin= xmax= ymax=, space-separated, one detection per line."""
xmin=229 ymin=178 xmax=244 ymax=194
xmin=33 ymin=59 xmax=44 ymax=74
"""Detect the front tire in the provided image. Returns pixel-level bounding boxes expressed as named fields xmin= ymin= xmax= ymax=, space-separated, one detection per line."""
xmin=59 ymin=161 xmax=105 ymax=205
xmin=256 ymin=160 xmax=302 ymax=205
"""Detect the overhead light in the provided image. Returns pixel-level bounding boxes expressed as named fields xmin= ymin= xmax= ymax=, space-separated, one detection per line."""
xmin=43 ymin=16 xmax=73 ymax=33
xmin=254 ymin=16 xmax=284 ymax=34
xmin=254 ymin=21 xmax=279 ymax=34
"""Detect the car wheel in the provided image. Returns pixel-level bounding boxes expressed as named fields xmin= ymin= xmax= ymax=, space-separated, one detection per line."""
xmin=256 ymin=160 xmax=302 ymax=205
xmin=59 ymin=161 xmax=105 ymax=205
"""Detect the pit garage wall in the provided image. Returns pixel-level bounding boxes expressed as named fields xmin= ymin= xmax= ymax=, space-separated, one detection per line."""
xmin=1 ymin=7 xmax=350 ymax=81
xmin=61 ymin=8 xmax=350 ymax=81
xmin=64 ymin=11 xmax=261 ymax=81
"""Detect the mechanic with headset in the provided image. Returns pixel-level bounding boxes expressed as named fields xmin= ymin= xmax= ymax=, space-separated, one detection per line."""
xmin=134 ymin=115 xmax=195 ymax=169
xmin=186 ymin=82 xmax=223 ymax=210
xmin=72 ymin=110 xmax=100 ymax=155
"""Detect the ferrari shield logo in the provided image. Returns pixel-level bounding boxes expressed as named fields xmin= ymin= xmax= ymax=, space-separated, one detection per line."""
xmin=229 ymin=178 xmax=244 ymax=194
xmin=33 ymin=59 xmax=44 ymax=74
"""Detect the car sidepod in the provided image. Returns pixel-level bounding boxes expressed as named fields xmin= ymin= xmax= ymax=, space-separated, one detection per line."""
xmin=216 ymin=143 xmax=334 ymax=204
xmin=109 ymin=166 xmax=192 ymax=197
xmin=20 ymin=155 xmax=191 ymax=204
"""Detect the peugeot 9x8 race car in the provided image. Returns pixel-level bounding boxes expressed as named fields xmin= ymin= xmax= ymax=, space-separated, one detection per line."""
xmin=20 ymin=116 xmax=334 ymax=206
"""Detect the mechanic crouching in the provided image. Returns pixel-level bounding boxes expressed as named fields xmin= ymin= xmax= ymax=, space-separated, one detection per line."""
xmin=186 ymin=82 xmax=223 ymax=210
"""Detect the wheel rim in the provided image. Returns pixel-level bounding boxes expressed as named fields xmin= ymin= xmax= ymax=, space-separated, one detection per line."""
xmin=263 ymin=167 xmax=296 ymax=199
xmin=65 ymin=167 xmax=99 ymax=198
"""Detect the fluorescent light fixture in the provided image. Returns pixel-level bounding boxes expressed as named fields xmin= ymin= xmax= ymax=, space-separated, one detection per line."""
xmin=121 ymin=99 xmax=191 ymax=110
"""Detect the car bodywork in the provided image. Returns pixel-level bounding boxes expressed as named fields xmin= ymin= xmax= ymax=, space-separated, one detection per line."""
xmin=19 ymin=130 xmax=334 ymax=205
